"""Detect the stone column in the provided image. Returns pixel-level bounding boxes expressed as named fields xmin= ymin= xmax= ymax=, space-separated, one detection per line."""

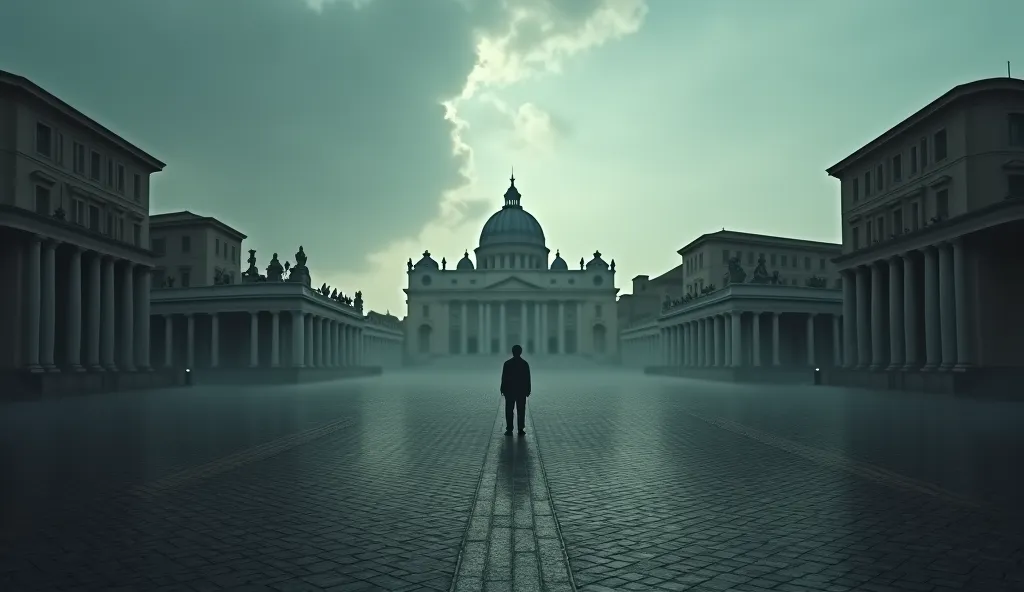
xmin=24 ymin=236 xmax=42 ymax=372
xmin=714 ymin=316 xmax=724 ymax=367
xmin=678 ymin=324 xmax=685 ymax=366
xmin=832 ymin=314 xmax=841 ymax=367
xmin=119 ymin=262 xmax=135 ymax=372
xmin=557 ymin=301 xmax=565 ymax=354
xmin=66 ymin=247 xmax=84 ymax=371
xmin=540 ymin=303 xmax=548 ymax=354
xmin=696 ymin=318 xmax=705 ymax=366
xmin=731 ymin=313 xmax=743 ymax=367
xmin=499 ymin=301 xmax=507 ymax=353
xmin=771 ymin=312 xmax=781 ymax=366
xmin=101 ymin=257 xmax=117 ymax=371
xmin=321 ymin=318 xmax=329 ymax=367
xmin=271 ymin=312 xmax=281 ymax=367
xmin=952 ymin=239 xmax=973 ymax=369
xmin=521 ymin=301 xmax=529 ymax=350
xmin=887 ymin=256 xmax=905 ymax=370
xmin=210 ymin=313 xmax=220 ymax=368
xmin=250 ymin=312 xmax=260 ymax=368
xmin=164 ymin=315 xmax=173 ymax=368
xmin=136 ymin=267 xmax=151 ymax=371
xmin=533 ymin=302 xmax=541 ymax=355
xmin=478 ymin=302 xmax=485 ymax=355
xmin=461 ymin=301 xmax=469 ymax=355
xmin=938 ymin=242 xmax=956 ymax=371
xmin=806 ymin=313 xmax=816 ymax=367
xmin=870 ymin=261 xmax=885 ymax=371
xmin=661 ymin=327 xmax=670 ymax=365
xmin=902 ymin=252 xmax=920 ymax=370
xmin=86 ymin=252 xmax=102 ymax=370
xmin=291 ymin=311 xmax=304 ymax=368
xmin=305 ymin=315 xmax=314 ymax=367
xmin=923 ymin=247 xmax=940 ymax=371
xmin=575 ymin=301 xmax=583 ymax=355
xmin=856 ymin=266 xmax=870 ymax=368
xmin=691 ymin=322 xmax=698 ymax=366
xmin=752 ymin=312 xmax=762 ymax=366
xmin=41 ymin=240 xmax=57 ymax=371
xmin=186 ymin=314 xmax=195 ymax=368
xmin=841 ymin=270 xmax=856 ymax=368
xmin=723 ymin=317 xmax=731 ymax=367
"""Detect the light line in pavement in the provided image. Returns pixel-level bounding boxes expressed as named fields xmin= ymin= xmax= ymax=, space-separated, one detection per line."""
xmin=689 ymin=413 xmax=987 ymax=511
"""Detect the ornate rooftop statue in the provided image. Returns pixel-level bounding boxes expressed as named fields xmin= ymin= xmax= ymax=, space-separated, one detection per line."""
xmin=442 ymin=257 xmax=447 ymax=270
xmin=407 ymin=258 xmax=413 ymax=272
xmin=242 ymin=249 xmax=260 ymax=282
xmin=295 ymin=246 xmax=307 ymax=268
xmin=354 ymin=291 xmax=364 ymax=312
xmin=750 ymin=254 xmax=771 ymax=284
xmin=266 ymin=253 xmax=284 ymax=281
xmin=288 ymin=246 xmax=311 ymax=287
xmin=580 ymin=257 xmax=585 ymax=270
xmin=331 ymin=288 xmax=338 ymax=299
xmin=725 ymin=256 xmax=746 ymax=285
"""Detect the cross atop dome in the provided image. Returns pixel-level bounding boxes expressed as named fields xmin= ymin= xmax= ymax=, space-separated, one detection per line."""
xmin=503 ymin=166 xmax=522 ymax=208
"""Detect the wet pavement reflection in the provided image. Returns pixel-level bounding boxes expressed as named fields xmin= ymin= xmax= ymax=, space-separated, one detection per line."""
xmin=0 ymin=367 xmax=1022 ymax=591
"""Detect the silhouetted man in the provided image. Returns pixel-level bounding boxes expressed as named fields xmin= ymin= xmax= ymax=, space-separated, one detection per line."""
xmin=500 ymin=344 xmax=531 ymax=436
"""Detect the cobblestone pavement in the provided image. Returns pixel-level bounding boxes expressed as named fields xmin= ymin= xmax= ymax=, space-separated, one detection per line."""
xmin=2 ymin=368 xmax=1024 ymax=592
xmin=531 ymin=372 xmax=1024 ymax=592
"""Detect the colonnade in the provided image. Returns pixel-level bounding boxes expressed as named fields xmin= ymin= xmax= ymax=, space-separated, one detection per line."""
xmin=23 ymin=236 xmax=151 ymax=373
xmin=840 ymin=239 xmax=972 ymax=371
xmin=447 ymin=299 xmax=600 ymax=355
xmin=159 ymin=310 xmax=364 ymax=369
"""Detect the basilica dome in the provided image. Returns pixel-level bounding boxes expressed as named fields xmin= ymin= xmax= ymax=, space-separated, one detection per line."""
xmin=478 ymin=175 xmax=546 ymax=249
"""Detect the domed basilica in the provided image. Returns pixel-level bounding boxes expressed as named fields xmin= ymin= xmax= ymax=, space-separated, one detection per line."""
xmin=404 ymin=175 xmax=619 ymax=361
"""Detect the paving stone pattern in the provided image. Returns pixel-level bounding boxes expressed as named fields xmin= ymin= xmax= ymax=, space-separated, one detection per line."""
xmin=531 ymin=385 xmax=1024 ymax=592
xmin=452 ymin=401 xmax=575 ymax=592
xmin=0 ymin=382 xmax=499 ymax=592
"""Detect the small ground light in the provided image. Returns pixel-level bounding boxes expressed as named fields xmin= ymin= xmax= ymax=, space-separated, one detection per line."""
xmin=185 ymin=367 xmax=193 ymax=386
xmin=813 ymin=367 xmax=822 ymax=385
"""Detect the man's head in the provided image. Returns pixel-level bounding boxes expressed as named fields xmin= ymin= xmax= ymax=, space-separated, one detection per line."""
xmin=511 ymin=344 xmax=523 ymax=357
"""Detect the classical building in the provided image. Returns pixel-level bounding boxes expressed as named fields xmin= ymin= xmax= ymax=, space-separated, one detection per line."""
xmin=825 ymin=77 xmax=1024 ymax=395
xmin=150 ymin=211 xmax=246 ymax=287
xmin=150 ymin=241 xmax=403 ymax=384
xmin=404 ymin=175 xmax=619 ymax=362
xmin=622 ymin=230 xmax=843 ymax=382
xmin=0 ymin=69 xmax=171 ymax=396
xmin=617 ymin=267 xmax=681 ymax=368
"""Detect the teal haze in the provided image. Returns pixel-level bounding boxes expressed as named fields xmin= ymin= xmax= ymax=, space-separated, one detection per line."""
xmin=1 ymin=0 xmax=1021 ymax=314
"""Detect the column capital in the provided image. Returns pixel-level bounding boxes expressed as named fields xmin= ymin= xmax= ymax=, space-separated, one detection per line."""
xmin=807 ymin=312 xmax=818 ymax=318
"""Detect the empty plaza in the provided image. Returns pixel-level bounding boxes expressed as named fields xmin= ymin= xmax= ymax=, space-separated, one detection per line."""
xmin=2 ymin=367 xmax=1023 ymax=592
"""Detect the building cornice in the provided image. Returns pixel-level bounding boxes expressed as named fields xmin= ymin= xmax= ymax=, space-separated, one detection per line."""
xmin=659 ymin=283 xmax=842 ymax=323
xmin=826 ymin=77 xmax=1024 ymax=177
xmin=150 ymin=211 xmax=248 ymax=241
xmin=151 ymin=282 xmax=366 ymax=321
xmin=1 ymin=69 xmax=166 ymax=171
xmin=0 ymin=204 xmax=156 ymax=264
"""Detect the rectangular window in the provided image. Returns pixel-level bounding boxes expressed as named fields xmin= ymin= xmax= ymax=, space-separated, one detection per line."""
xmin=180 ymin=268 xmax=191 ymax=288
xmin=935 ymin=189 xmax=949 ymax=219
xmin=118 ymin=218 xmax=124 ymax=241
xmin=876 ymin=164 xmax=884 ymax=191
xmin=910 ymin=146 xmax=918 ymax=174
xmin=595 ymin=305 xmax=603 ymax=318
xmin=231 ymin=245 xmax=236 ymax=261
xmin=182 ymin=235 xmax=191 ymax=253
xmin=89 ymin=205 xmax=100 ymax=231
xmin=90 ymin=151 xmax=101 ymax=181
xmin=73 ymin=142 xmax=86 ymax=174
xmin=804 ymin=256 xmax=811 ymax=270
xmin=1009 ymin=174 xmax=1024 ymax=197
xmin=876 ymin=216 xmax=885 ymax=240
xmin=73 ymin=199 xmax=85 ymax=225
xmin=56 ymin=132 xmax=64 ymax=165
xmin=770 ymin=253 xmax=777 ymax=266
xmin=152 ymin=238 xmax=166 ymax=256
xmin=892 ymin=154 xmax=902 ymax=182
xmin=699 ymin=252 xmax=703 ymax=268
xmin=34 ymin=185 xmax=50 ymax=215
xmin=722 ymin=249 xmax=730 ymax=263
xmin=35 ymin=122 xmax=52 ymax=157
xmin=781 ymin=255 xmax=788 ymax=267
xmin=851 ymin=177 xmax=859 ymax=201
xmin=865 ymin=171 xmax=872 ymax=196
xmin=819 ymin=258 xmax=826 ymax=270
xmin=107 ymin=160 xmax=114 ymax=187
xmin=116 ymin=164 xmax=125 ymax=193
xmin=911 ymin=202 xmax=920 ymax=231
xmin=747 ymin=252 xmax=754 ymax=265
xmin=920 ymin=138 xmax=928 ymax=169
xmin=852 ymin=227 xmax=861 ymax=250
xmin=893 ymin=208 xmax=904 ymax=235
xmin=1010 ymin=114 xmax=1024 ymax=147
xmin=133 ymin=174 xmax=141 ymax=201
xmin=106 ymin=213 xmax=113 ymax=236
xmin=934 ymin=129 xmax=947 ymax=162
xmin=133 ymin=223 xmax=141 ymax=246
xmin=216 ymin=238 xmax=220 ymax=255
xmin=866 ymin=220 xmax=873 ymax=244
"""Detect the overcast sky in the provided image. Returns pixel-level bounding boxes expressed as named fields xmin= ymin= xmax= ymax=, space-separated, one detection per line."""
xmin=2 ymin=0 xmax=1020 ymax=315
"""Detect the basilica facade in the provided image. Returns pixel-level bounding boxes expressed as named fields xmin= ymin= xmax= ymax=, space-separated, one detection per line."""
xmin=404 ymin=176 xmax=619 ymax=362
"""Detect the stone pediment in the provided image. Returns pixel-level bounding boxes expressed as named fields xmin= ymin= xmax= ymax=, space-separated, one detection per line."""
xmin=484 ymin=276 xmax=544 ymax=291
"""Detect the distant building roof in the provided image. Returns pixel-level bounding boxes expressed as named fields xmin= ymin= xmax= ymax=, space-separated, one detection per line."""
xmin=150 ymin=210 xmax=247 ymax=241
xmin=677 ymin=230 xmax=840 ymax=256
xmin=0 ymin=69 xmax=166 ymax=171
